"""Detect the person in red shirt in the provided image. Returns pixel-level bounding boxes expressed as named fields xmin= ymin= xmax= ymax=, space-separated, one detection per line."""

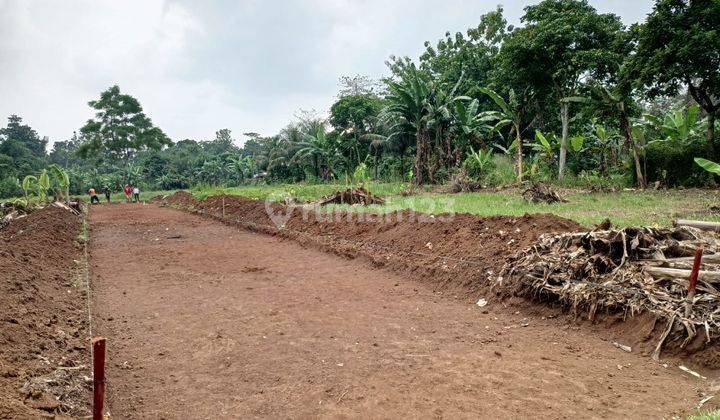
xmin=124 ymin=184 xmax=132 ymax=202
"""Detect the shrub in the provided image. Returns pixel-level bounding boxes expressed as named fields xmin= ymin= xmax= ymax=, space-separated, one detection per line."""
xmin=462 ymin=147 xmax=495 ymax=181
xmin=645 ymin=140 xmax=709 ymax=187
xmin=0 ymin=177 xmax=22 ymax=199
xmin=485 ymin=155 xmax=516 ymax=186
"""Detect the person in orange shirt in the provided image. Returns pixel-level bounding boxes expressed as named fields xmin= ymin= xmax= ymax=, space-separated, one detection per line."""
xmin=88 ymin=186 xmax=100 ymax=204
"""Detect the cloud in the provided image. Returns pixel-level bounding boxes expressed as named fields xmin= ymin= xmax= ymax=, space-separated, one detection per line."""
xmin=0 ymin=0 xmax=653 ymax=147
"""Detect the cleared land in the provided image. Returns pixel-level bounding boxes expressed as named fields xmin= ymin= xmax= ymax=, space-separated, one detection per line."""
xmin=89 ymin=203 xmax=705 ymax=418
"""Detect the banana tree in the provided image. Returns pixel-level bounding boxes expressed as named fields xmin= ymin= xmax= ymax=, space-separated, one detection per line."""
xmin=582 ymin=83 xmax=647 ymax=188
xmin=37 ymin=169 xmax=50 ymax=202
xmin=695 ymin=157 xmax=720 ymax=175
xmin=478 ymin=87 xmax=525 ymax=181
xmin=382 ymin=64 xmax=433 ymax=185
xmin=48 ymin=164 xmax=70 ymax=204
xmin=22 ymin=175 xmax=37 ymax=203
xmin=643 ymin=105 xmax=703 ymax=145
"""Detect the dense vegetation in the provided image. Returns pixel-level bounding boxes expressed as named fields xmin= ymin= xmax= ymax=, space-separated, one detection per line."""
xmin=1 ymin=0 xmax=718 ymax=198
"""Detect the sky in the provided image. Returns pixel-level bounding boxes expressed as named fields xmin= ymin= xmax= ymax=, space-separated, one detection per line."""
xmin=0 ymin=0 xmax=654 ymax=147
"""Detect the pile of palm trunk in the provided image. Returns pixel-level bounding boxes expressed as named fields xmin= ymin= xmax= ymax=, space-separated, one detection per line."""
xmin=522 ymin=182 xmax=566 ymax=204
xmin=499 ymin=222 xmax=720 ymax=355
xmin=314 ymin=187 xmax=385 ymax=206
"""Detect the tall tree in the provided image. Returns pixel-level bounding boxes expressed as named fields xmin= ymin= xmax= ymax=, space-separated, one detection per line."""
xmin=1 ymin=115 xmax=48 ymax=157
xmin=419 ymin=6 xmax=510 ymax=99
xmin=330 ymin=94 xmax=382 ymax=166
xmin=78 ymin=85 xmax=171 ymax=178
xmin=632 ymin=0 xmax=720 ymax=158
xmin=498 ymin=0 xmax=625 ymax=180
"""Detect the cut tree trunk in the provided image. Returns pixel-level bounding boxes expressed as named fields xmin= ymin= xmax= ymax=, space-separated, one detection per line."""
xmin=620 ymin=113 xmax=646 ymax=189
xmin=644 ymin=266 xmax=720 ymax=285
xmin=515 ymin=123 xmax=523 ymax=182
xmin=674 ymin=219 xmax=720 ymax=232
xmin=558 ymin=102 xmax=569 ymax=181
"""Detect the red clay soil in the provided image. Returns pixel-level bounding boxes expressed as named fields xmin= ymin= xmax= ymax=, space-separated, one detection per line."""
xmin=89 ymin=204 xmax=711 ymax=418
xmin=193 ymin=193 xmax=581 ymax=295
xmin=0 ymin=207 xmax=90 ymax=418
xmin=163 ymin=190 xmax=199 ymax=208
xmin=182 ymin=193 xmax=720 ymax=367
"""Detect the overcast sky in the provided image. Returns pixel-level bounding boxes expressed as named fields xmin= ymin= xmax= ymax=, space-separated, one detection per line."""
xmin=0 ymin=0 xmax=654 ymax=147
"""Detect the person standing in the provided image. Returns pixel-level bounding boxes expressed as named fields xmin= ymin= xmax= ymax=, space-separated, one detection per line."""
xmin=102 ymin=185 xmax=111 ymax=203
xmin=132 ymin=185 xmax=140 ymax=203
xmin=88 ymin=186 xmax=100 ymax=204
xmin=124 ymin=184 xmax=132 ymax=203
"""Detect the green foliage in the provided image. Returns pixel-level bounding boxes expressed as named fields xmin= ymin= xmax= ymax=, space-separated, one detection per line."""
xmin=463 ymin=147 xmax=494 ymax=180
xmin=695 ymin=157 xmax=720 ymax=176
xmin=645 ymin=139 xmax=709 ymax=187
xmin=484 ymin=154 xmax=517 ymax=186
xmin=1 ymin=1 xmax=717 ymax=193
xmin=643 ymin=105 xmax=703 ymax=145
xmin=78 ymin=85 xmax=171 ymax=173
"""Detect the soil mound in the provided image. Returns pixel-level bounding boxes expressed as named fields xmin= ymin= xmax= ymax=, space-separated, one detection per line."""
xmin=0 ymin=206 xmax=89 ymax=418
xmin=164 ymin=190 xmax=200 ymax=208
xmin=163 ymin=192 xmax=581 ymax=294
xmin=285 ymin=209 xmax=581 ymax=293
xmin=197 ymin=194 xmax=282 ymax=226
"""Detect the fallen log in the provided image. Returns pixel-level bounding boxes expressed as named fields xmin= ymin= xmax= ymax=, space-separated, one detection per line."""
xmin=644 ymin=266 xmax=720 ymax=284
xmin=674 ymin=219 xmax=720 ymax=232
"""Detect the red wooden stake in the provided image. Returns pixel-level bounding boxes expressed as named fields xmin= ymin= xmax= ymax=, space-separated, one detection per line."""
xmin=684 ymin=247 xmax=703 ymax=318
xmin=92 ymin=337 xmax=106 ymax=420
xmin=689 ymin=247 xmax=703 ymax=293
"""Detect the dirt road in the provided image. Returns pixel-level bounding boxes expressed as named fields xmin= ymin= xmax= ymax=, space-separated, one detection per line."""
xmin=90 ymin=204 xmax=703 ymax=418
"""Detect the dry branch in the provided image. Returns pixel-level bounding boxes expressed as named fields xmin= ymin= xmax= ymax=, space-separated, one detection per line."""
xmin=674 ymin=219 xmax=720 ymax=232
xmin=499 ymin=224 xmax=720 ymax=355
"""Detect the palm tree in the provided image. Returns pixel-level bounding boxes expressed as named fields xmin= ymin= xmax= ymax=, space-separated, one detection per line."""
xmin=292 ymin=127 xmax=336 ymax=179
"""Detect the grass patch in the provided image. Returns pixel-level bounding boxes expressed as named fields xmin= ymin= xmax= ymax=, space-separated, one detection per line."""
xmin=321 ymin=189 xmax=720 ymax=227
xmin=689 ymin=409 xmax=720 ymax=420
xmin=191 ymin=182 xmax=410 ymax=201
xmin=106 ymin=183 xmax=719 ymax=228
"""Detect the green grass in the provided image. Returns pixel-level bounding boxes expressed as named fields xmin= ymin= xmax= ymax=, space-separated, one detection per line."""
xmin=190 ymin=183 xmax=719 ymax=228
xmin=689 ymin=409 xmax=720 ymax=420
xmin=72 ymin=182 xmax=720 ymax=228
xmin=190 ymin=182 xmax=411 ymax=201
xmin=326 ymin=189 xmax=720 ymax=228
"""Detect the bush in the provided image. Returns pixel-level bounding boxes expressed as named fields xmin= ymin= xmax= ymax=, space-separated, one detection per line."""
xmin=0 ymin=177 xmax=22 ymax=199
xmin=645 ymin=141 xmax=710 ymax=187
xmin=485 ymin=155 xmax=516 ymax=186
xmin=462 ymin=148 xmax=495 ymax=181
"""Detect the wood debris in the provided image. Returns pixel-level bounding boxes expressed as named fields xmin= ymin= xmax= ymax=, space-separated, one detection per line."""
xmin=522 ymin=182 xmax=567 ymax=204
xmin=499 ymin=224 xmax=720 ymax=357
xmin=314 ymin=187 xmax=385 ymax=206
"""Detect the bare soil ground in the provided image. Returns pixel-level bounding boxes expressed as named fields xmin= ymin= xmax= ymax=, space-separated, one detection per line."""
xmin=90 ymin=204 xmax=709 ymax=418
xmin=0 ymin=207 xmax=89 ymax=418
